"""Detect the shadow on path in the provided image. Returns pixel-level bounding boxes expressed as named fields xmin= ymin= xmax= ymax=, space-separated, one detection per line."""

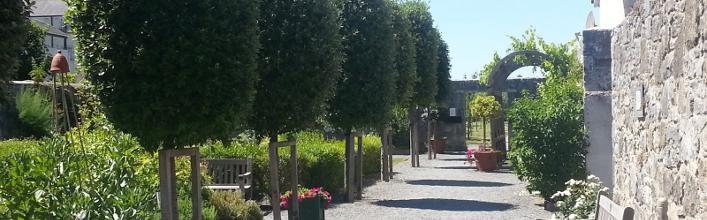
xmin=374 ymin=198 xmax=514 ymax=211
xmin=435 ymin=166 xmax=472 ymax=170
xmin=406 ymin=179 xmax=512 ymax=187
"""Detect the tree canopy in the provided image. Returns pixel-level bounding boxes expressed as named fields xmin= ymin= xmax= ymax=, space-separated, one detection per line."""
xmin=328 ymin=0 xmax=397 ymax=131
xmin=435 ymin=39 xmax=451 ymax=106
xmin=67 ymin=0 xmax=261 ymax=150
xmin=401 ymin=0 xmax=440 ymax=107
xmin=16 ymin=22 xmax=48 ymax=81
xmin=390 ymin=1 xmax=418 ymax=108
xmin=0 ymin=0 xmax=33 ymax=101
xmin=251 ymin=0 xmax=343 ymax=138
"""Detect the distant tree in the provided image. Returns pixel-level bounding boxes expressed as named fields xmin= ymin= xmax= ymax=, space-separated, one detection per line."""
xmin=390 ymin=1 xmax=417 ymax=107
xmin=16 ymin=22 xmax=48 ymax=80
xmin=435 ymin=39 xmax=451 ymax=106
xmin=67 ymin=0 xmax=261 ymax=150
xmin=470 ymin=95 xmax=500 ymax=147
xmin=401 ymin=0 xmax=439 ymax=107
xmin=251 ymin=0 xmax=343 ymax=140
xmin=0 ymin=0 xmax=33 ymax=101
xmin=329 ymin=0 xmax=397 ymax=131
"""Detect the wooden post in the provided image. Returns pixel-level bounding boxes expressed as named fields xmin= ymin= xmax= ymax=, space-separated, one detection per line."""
xmin=158 ymin=151 xmax=177 ymax=220
xmin=190 ymin=151 xmax=202 ymax=220
xmin=268 ymin=141 xmax=281 ymax=220
xmin=409 ymin=122 xmax=415 ymax=167
xmin=158 ymin=148 xmax=202 ymax=220
xmin=289 ymin=144 xmax=299 ymax=220
xmin=381 ymin=130 xmax=389 ymax=182
xmin=355 ymin=134 xmax=363 ymax=200
xmin=345 ymin=132 xmax=354 ymax=202
xmin=427 ymin=120 xmax=432 ymax=160
xmin=387 ymin=128 xmax=393 ymax=177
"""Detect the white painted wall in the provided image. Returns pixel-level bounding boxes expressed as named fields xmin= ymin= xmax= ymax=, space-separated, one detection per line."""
xmin=594 ymin=0 xmax=636 ymax=28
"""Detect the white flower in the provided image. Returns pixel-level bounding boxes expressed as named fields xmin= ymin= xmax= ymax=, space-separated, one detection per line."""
xmin=73 ymin=210 xmax=87 ymax=220
xmin=34 ymin=190 xmax=45 ymax=202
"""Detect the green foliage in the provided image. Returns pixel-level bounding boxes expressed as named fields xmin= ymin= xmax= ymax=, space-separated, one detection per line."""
xmin=201 ymin=131 xmax=381 ymax=197
xmin=401 ymin=0 xmax=440 ymax=106
xmin=507 ymin=37 xmax=586 ymax=200
xmin=390 ymin=106 xmax=410 ymax=148
xmin=210 ymin=191 xmax=263 ymax=220
xmin=175 ymin=197 xmax=218 ymax=220
xmin=0 ymin=0 xmax=33 ymax=101
xmin=0 ymin=139 xmax=39 ymax=158
xmin=329 ymin=0 xmax=397 ymax=130
xmin=29 ymin=63 xmax=47 ymax=83
xmin=469 ymin=95 xmax=500 ymax=122
xmin=477 ymin=52 xmax=500 ymax=85
xmin=0 ymin=130 xmax=159 ymax=219
xmin=16 ymin=22 xmax=48 ymax=81
xmin=435 ymin=40 xmax=451 ymax=106
xmin=252 ymin=0 xmax=343 ymax=138
xmin=15 ymin=87 xmax=52 ymax=137
xmin=67 ymin=0 xmax=261 ymax=150
xmin=390 ymin=1 xmax=418 ymax=107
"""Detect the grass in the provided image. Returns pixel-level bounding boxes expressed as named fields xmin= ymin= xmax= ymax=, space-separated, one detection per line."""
xmin=465 ymin=122 xmax=508 ymax=146
xmin=392 ymin=157 xmax=407 ymax=165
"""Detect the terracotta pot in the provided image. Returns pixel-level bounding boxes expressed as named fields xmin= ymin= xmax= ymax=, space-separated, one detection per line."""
xmin=473 ymin=151 xmax=498 ymax=172
xmin=432 ymin=138 xmax=447 ymax=154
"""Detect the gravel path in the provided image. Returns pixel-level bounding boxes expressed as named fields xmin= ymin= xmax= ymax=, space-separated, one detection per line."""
xmin=266 ymin=153 xmax=550 ymax=220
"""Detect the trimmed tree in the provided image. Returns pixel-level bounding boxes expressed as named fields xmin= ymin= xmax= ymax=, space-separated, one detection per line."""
xmin=329 ymin=0 xmax=396 ymax=200
xmin=435 ymin=39 xmax=451 ymax=106
xmin=67 ymin=0 xmax=260 ymax=218
xmin=401 ymin=1 xmax=439 ymax=107
xmin=0 ymin=0 xmax=33 ymax=101
xmin=251 ymin=0 xmax=343 ymax=217
xmin=68 ymin=0 xmax=260 ymax=150
xmin=470 ymin=95 xmax=500 ymax=147
xmin=391 ymin=1 xmax=418 ymax=107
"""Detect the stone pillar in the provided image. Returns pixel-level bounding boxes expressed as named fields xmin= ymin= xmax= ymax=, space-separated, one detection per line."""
xmin=582 ymin=29 xmax=614 ymax=190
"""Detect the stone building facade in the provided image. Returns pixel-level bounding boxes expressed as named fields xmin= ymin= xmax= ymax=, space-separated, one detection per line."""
xmin=611 ymin=0 xmax=707 ymax=219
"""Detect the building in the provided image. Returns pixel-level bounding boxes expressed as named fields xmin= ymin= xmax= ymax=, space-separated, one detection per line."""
xmin=30 ymin=0 xmax=76 ymax=72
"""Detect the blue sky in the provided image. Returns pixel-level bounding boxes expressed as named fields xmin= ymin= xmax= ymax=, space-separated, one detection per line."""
xmin=428 ymin=0 xmax=594 ymax=80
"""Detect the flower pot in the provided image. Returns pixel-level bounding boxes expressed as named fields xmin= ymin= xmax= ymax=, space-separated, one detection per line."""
xmin=288 ymin=197 xmax=325 ymax=220
xmin=432 ymin=138 xmax=447 ymax=154
xmin=473 ymin=151 xmax=498 ymax=172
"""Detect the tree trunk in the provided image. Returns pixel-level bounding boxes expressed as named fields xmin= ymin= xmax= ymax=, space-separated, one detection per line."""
xmin=482 ymin=118 xmax=487 ymax=148
xmin=344 ymin=128 xmax=354 ymax=202
xmin=268 ymin=135 xmax=281 ymax=220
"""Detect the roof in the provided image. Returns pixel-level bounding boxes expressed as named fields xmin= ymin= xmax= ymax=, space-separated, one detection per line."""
xmin=31 ymin=0 xmax=68 ymax=16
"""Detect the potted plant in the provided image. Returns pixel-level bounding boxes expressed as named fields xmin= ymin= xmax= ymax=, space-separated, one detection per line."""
xmin=469 ymin=95 xmax=501 ymax=172
xmin=431 ymin=137 xmax=447 ymax=154
xmin=280 ymin=187 xmax=332 ymax=220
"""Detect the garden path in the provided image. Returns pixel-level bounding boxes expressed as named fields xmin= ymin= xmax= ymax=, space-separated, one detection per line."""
xmin=265 ymin=152 xmax=550 ymax=220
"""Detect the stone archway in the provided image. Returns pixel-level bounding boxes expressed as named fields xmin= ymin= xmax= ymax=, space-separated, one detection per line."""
xmin=487 ymin=50 xmax=552 ymax=151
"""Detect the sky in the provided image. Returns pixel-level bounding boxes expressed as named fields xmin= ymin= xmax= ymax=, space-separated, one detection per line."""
xmin=428 ymin=0 xmax=595 ymax=80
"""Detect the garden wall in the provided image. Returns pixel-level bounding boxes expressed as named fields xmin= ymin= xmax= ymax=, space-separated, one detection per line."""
xmin=611 ymin=0 xmax=707 ymax=219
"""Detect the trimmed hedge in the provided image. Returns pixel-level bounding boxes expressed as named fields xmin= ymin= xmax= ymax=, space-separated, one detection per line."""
xmin=200 ymin=131 xmax=381 ymax=197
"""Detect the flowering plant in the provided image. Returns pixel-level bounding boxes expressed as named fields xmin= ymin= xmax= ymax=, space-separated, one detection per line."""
xmin=280 ymin=187 xmax=332 ymax=210
xmin=550 ymin=175 xmax=608 ymax=220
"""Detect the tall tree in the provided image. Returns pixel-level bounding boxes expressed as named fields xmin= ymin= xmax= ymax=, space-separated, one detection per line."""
xmin=391 ymin=1 xmax=417 ymax=107
xmin=16 ymin=22 xmax=48 ymax=80
xmin=401 ymin=0 xmax=439 ymax=107
xmin=251 ymin=0 xmax=343 ymax=139
xmin=251 ymin=0 xmax=343 ymax=218
xmin=435 ymin=39 xmax=451 ymax=105
xmin=67 ymin=0 xmax=260 ymax=150
xmin=329 ymin=0 xmax=397 ymax=131
xmin=0 ymin=0 xmax=33 ymax=101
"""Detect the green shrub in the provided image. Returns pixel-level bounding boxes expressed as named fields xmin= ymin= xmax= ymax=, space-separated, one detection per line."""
xmin=201 ymin=131 xmax=382 ymax=198
xmin=508 ymin=76 xmax=586 ymax=200
xmin=0 ymin=130 xmax=158 ymax=219
xmin=15 ymin=87 xmax=52 ymax=137
xmin=0 ymin=139 xmax=39 ymax=158
xmin=210 ymin=191 xmax=262 ymax=220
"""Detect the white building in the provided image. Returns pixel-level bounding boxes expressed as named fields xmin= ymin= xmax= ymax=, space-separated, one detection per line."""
xmin=30 ymin=0 xmax=77 ymax=72
xmin=590 ymin=0 xmax=637 ymax=28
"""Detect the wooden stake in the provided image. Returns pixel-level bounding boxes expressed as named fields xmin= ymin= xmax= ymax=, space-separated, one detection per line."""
xmin=289 ymin=144 xmax=299 ymax=220
xmin=268 ymin=138 xmax=281 ymax=220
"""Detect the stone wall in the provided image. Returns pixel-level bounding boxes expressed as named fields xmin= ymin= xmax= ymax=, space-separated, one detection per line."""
xmin=611 ymin=0 xmax=707 ymax=219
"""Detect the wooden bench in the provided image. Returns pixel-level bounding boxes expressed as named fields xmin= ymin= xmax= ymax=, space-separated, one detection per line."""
xmin=203 ymin=159 xmax=253 ymax=199
xmin=595 ymin=191 xmax=634 ymax=220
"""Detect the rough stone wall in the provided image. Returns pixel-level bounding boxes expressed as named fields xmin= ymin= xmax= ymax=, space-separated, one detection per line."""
xmin=611 ymin=0 xmax=707 ymax=219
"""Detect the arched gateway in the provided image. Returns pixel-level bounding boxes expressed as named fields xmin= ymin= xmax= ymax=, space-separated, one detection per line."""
xmin=487 ymin=50 xmax=552 ymax=151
